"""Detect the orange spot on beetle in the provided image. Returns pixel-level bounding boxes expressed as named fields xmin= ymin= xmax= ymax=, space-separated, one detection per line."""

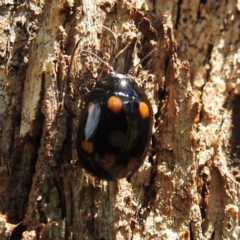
xmin=81 ymin=141 xmax=94 ymax=154
xmin=127 ymin=158 xmax=137 ymax=170
xmin=102 ymin=154 xmax=116 ymax=167
xmin=107 ymin=96 xmax=122 ymax=113
xmin=139 ymin=102 xmax=149 ymax=119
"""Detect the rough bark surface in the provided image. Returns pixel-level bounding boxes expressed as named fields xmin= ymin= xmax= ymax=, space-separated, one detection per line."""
xmin=0 ymin=0 xmax=240 ymax=239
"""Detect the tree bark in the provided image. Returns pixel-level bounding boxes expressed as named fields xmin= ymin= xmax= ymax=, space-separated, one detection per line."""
xmin=0 ymin=0 xmax=239 ymax=239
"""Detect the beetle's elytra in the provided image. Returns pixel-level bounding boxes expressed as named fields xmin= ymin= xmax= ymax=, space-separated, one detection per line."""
xmin=76 ymin=72 xmax=153 ymax=180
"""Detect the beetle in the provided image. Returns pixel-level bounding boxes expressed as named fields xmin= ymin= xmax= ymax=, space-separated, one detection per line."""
xmin=76 ymin=70 xmax=153 ymax=180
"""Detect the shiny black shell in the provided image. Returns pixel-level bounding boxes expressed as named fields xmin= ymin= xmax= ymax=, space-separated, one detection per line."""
xmin=76 ymin=72 xmax=152 ymax=180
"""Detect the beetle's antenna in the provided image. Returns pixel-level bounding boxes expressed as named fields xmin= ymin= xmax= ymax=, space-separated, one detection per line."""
xmin=82 ymin=50 xmax=114 ymax=72
xmin=142 ymin=59 xmax=153 ymax=70
xmin=134 ymin=48 xmax=157 ymax=69
xmin=102 ymin=26 xmax=117 ymax=42
xmin=101 ymin=25 xmax=118 ymax=65
xmin=112 ymin=41 xmax=132 ymax=64
xmin=102 ymin=24 xmax=136 ymax=68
